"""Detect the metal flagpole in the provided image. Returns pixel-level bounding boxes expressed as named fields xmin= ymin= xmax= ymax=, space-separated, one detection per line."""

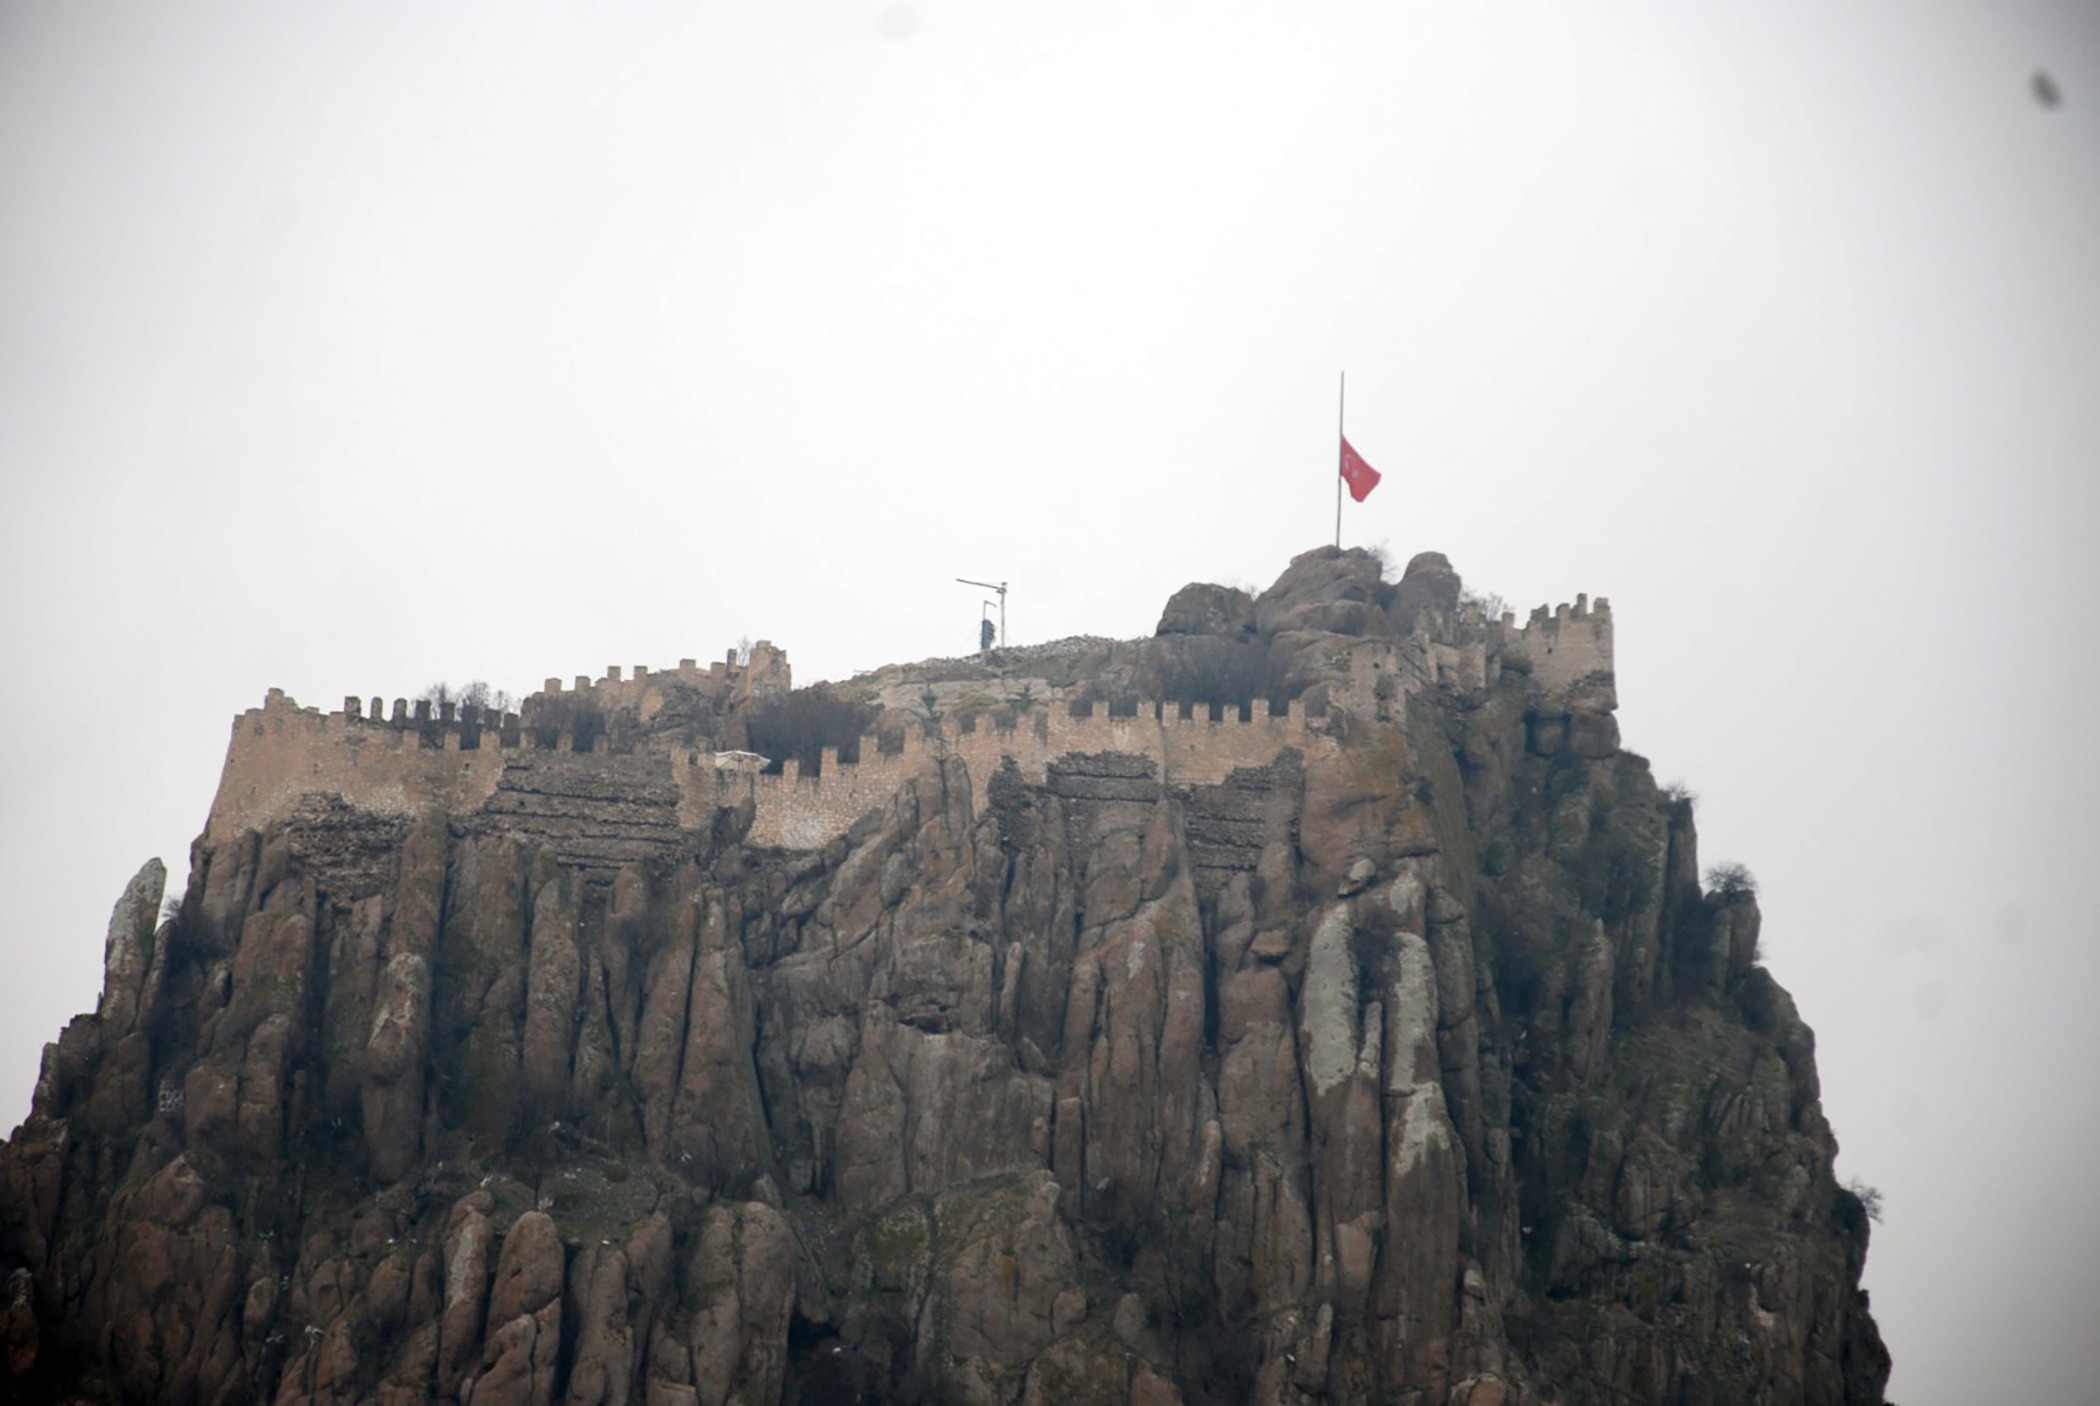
xmin=1335 ymin=371 xmax=1346 ymax=548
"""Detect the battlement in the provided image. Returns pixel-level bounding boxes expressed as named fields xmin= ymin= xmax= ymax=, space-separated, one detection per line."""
xmin=691 ymin=697 xmax=1339 ymax=848
xmin=206 ymin=685 xmax=690 ymax=844
xmin=203 ymin=588 xmax=1612 ymax=857
xmin=206 ymin=680 xmax=1343 ymax=854
xmin=531 ymin=640 xmax=790 ymax=722
xmin=1495 ymin=593 xmax=1615 ymax=709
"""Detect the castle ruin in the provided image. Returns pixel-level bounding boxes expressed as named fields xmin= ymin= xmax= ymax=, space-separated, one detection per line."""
xmin=204 ymin=594 xmax=1613 ymax=861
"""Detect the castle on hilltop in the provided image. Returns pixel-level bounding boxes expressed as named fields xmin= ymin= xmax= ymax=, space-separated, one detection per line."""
xmin=204 ymin=591 xmax=1613 ymax=861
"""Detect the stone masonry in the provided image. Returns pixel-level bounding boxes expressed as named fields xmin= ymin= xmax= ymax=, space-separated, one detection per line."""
xmin=203 ymin=596 xmax=1611 ymax=856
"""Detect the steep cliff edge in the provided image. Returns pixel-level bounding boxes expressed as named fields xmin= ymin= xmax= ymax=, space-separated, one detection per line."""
xmin=0 ymin=549 xmax=1888 ymax=1405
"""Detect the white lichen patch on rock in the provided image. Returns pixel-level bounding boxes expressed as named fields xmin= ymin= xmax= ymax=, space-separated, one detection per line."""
xmin=1303 ymin=905 xmax=1362 ymax=1096
xmin=1385 ymin=929 xmax=1441 ymax=1094
xmin=1390 ymin=1078 xmax=1457 ymax=1179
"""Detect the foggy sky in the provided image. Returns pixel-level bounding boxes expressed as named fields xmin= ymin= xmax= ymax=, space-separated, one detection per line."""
xmin=3 ymin=3 xmax=2095 ymax=1399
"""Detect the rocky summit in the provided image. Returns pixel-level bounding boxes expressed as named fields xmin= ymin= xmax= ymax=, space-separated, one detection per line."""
xmin=0 ymin=548 xmax=1889 ymax=1405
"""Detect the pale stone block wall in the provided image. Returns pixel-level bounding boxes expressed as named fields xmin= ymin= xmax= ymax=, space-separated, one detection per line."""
xmin=206 ymin=690 xmax=513 ymax=844
xmin=688 ymin=705 xmax=1345 ymax=849
xmin=206 ymin=594 xmax=1612 ymax=856
xmin=538 ymin=640 xmax=790 ymax=725
xmin=1497 ymin=595 xmax=1614 ymax=707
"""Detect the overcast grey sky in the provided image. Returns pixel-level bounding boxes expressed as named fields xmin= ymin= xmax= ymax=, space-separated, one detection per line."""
xmin=3 ymin=2 xmax=2095 ymax=1398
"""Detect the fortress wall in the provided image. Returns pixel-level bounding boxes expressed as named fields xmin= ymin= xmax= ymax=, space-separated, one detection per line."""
xmin=536 ymin=640 xmax=792 ymax=723
xmin=218 ymin=691 xmax=1340 ymax=857
xmin=1325 ymin=632 xmax=1476 ymax=722
xmin=691 ymin=744 xmax=931 ymax=849
xmin=688 ymin=702 xmax=1341 ymax=850
xmin=539 ymin=663 xmax=701 ymax=724
xmin=1501 ymin=594 xmax=1614 ymax=705
xmin=210 ymin=600 xmax=1610 ymax=859
xmin=1428 ymin=640 xmax=1491 ymax=693
xmin=207 ymin=690 xmax=515 ymax=844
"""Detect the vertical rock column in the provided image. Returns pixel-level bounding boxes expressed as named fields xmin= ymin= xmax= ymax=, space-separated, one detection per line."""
xmin=519 ymin=874 xmax=583 ymax=1124
xmin=1297 ymin=902 xmax=1386 ymax=1316
xmin=1372 ymin=871 xmax=1464 ymax=1389
xmin=363 ymin=812 xmax=447 ymax=1183
xmin=183 ymin=850 xmax=320 ymax=1165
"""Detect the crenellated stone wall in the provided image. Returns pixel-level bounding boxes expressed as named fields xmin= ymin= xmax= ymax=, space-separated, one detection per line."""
xmin=208 ymin=690 xmax=1347 ymax=855
xmin=691 ymin=702 xmax=1342 ymax=849
xmin=537 ymin=640 xmax=790 ymax=724
xmin=208 ymin=689 xmax=516 ymax=846
xmin=1497 ymin=594 xmax=1614 ymax=709
xmin=205 ymin=591 xmax=1612 ymax=855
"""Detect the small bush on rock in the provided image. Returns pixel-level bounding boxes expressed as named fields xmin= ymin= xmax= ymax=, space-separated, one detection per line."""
xmin=1149 ymin=637 xmax=1280 ymax=712
xmin=420 ymin=680 xmax=517 ymax=716
xmin=524 ymin=693 xmax=607 ymax=750
xmin=1843 ymin=1177 xmax=1885 ymax=1224
xmin=1704 ymin=862 xmax=1757 ymax=898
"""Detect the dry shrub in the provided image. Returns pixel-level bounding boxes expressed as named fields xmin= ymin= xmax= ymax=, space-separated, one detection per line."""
xmin=1149 ymin=637 xmax=1281 ymax=711
xmin=744 ymin=687 xmax=877 ymax=775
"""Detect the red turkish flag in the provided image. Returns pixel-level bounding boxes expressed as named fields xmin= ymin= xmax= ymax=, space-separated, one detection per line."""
xmin=1339 ymin=436 xmax=1382 ymax=502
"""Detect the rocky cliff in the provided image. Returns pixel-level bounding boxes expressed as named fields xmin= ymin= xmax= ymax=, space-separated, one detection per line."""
xmin=0 ymin=549 xmax=1889 ymax=1405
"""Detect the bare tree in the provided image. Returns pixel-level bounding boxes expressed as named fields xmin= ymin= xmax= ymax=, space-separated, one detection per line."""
xmin=1704 ymin=862 xmax=1757 ymax=898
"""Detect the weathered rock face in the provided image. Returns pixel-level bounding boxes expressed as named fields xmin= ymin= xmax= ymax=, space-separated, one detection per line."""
xmin=1155 ymin=583 xmax=1258 ymax=639
xmin=0 ymin=550 xmax=1888 ymax=1405
xmin=1389 ymin=552 xmax=1463 ymax=635
xmin=1255 ymin=546 xmax=1389 ymax=639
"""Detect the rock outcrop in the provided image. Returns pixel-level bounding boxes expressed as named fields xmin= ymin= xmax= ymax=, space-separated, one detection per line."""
xmin=1155 ymin=583 xmax=1258 ymax=639
xmin=0 ymin=548 xmax=1888 ymax=1405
